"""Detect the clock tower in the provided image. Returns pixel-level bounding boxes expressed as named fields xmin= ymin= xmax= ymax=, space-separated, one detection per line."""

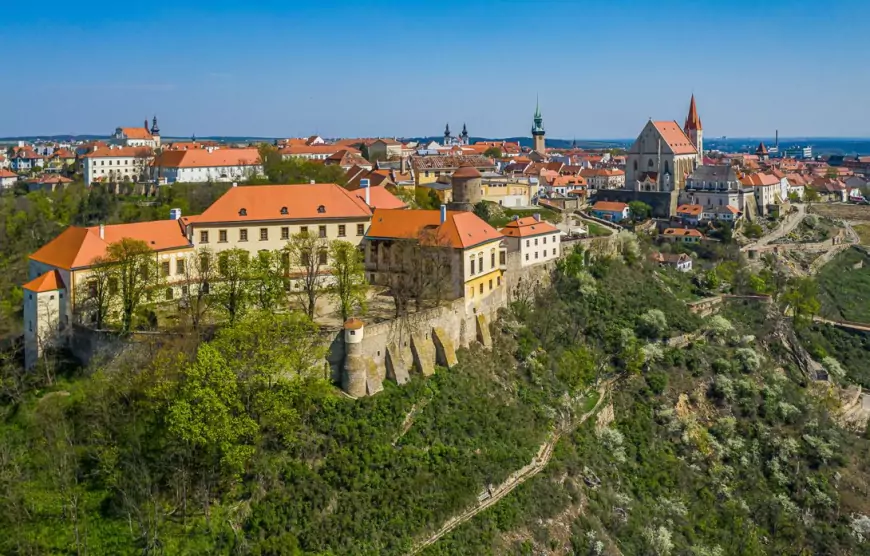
xmin=531 ymin=99 xmax=546 ymax=153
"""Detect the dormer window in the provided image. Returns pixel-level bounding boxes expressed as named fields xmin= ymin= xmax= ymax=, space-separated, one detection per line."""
xmin=239 ymin=208 xmax=247 ymax=216
xmin=317 ymin=205 xmax=326 ymax=213
xmin=280 ymin=206 xmax=288 ymax=215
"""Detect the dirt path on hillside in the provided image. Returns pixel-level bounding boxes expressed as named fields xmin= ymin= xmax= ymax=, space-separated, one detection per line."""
xmin=406 ymin=379 xmax=614 ymax=556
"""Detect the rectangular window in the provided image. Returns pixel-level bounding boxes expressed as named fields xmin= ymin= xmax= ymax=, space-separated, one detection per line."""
xmin=281 ymin=252 xmax=290 ymax=273
xmin=239 ymin=229 xmax=248 ymax=241
xmin=301 ymin=250 xmax=311 ymax=267
xmin=219 ymin=253 xmax=228 ymax=275
xmin=535 ymin=251 xmax=539 ymax=259
xmin=219 ymin=229 xmax=227 ymax=242
xmin=182 ymin=285 xmax=189 ymax=296
xmin=525 ymin=239 xmax=530 ymax=247
xmin=552 ymin=248 xmax=556 ymax=256
xmin=318 ymin=249 xmax=328 ymax=265
xmin=260 ymin=228 xmax=268 ymax=241
xmin=338 ymin=224 xmax=346 ymax=237
xmin=534 ymin=238 xmax=538 ymax=246
xmin=491 ymin=252 xmax=495 ymax=268
xmin=281 ymin=227 xmax=289 ymax=240
xmin=300 ymin=226 xmax=308 ymax=235
xmin=200 ymin=255 xmax=210 ymax=272
xmin=202 ymin=282 xmax=210 ymax=294
xmin=478 ymin=255 xmax=483 ymax=272
xmin=488 ymin=279 xmax=493 ymax=291
xmin=500 ymin=251 xmax=506 ymax=265
xmin=357 ymin=223 xmax=365 ymax=236
xmin=176 ymin=259 xmax=185 ymax=275
xmin=161 ymin=261 xmax=171 ymax=276
xmin=470 ymin=258 xmax=475 ymax=275
xmin=479 ymin=283 xmax=483 ymax=294
xmin=497 ymin=276 xmax=501 ymax=286
xmin=200 ymin=231 xmax=209 ymax=243
xmin=525 ymin=253 xmax=529 ymax=261
xmin=319 ymin=225 xmax=327 ymax=238
xmin=543 ymin=237 xmax=547 ymax=244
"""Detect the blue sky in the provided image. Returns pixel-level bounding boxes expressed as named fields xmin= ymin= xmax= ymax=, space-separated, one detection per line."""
xmin=3 ymin=0 xmax=868 ymax=139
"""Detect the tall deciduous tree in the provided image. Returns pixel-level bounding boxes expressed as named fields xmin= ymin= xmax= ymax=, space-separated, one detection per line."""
xmin=106 ymin=238 xmax=160 ymax=332
xmin=781 ymin=277 xmax=821 ymax=328
xmin=75 ymin=255 xmax=114 ymax=328
xmin=213 ymin=248 xmax=252 ymax=325
xmin=250 ymin=250 xmax=286 ymax=312
xmin=179 ymin=248 xmax=218 ymax=331
xmin=285 ymin=232 xmax=330 ymax=319
xmin=328 ymin=241 xmax=368 ymax=321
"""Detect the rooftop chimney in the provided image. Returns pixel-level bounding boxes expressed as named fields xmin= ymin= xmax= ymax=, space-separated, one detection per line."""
xmin=440 ymin=204 xmax=447 ymax=224
xmin=310 ymin=179 xmax=316 ymax=184
xmin=99 ymin=223 xmax=105 ymax=239
xmin=533 ymin=213 xmax=541 ymax=222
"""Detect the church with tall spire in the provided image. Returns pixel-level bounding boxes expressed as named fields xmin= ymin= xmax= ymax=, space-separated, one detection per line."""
xmin=531 ymin=99 xmax=546 ymax=153
xmin=683 ymin=95 xmax=703 ymax=165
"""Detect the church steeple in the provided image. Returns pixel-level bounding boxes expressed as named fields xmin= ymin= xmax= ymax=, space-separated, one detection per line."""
xmin=531 ymin=97 xmax=546 ymax=153
xmin=444 ymin=123 xmax=452 ymax=146
xmin=461 ymin=123 xmax=469 ymax=145
xmin=683 ymin=94 xmax=703 ymax=165
xmin=150 ymin=115 xmax=160 ymax=136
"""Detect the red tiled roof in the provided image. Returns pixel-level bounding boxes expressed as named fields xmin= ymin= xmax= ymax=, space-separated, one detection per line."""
xmin=30 ymin=220 xmax=190 ymax=270
xmin=452 ymin=163 xmax=482 ymax=179
xmin=119 ymin=127 xmax=153 ymax=140
xmin=652 ymin=121 xmax=697 ymax=155
xmin=500 ymin=217 xmax=559 ymax=238
xmin=0 ymin=169 xmax=17 ymax=178
xmin=154 ymin=148 xmax=260 ymax=168
xmin=354 ymin=186 xmax=407 ymax=209
xmin=84 ymin=146 xmax=153 ymax=159
xmin=196 ymin=183 xmax=371 ymax=224
xmin=23 ymin=270 xmax=65 ymax=292
xmin=592 ymin=201 xmax=629 ymax=212
xmin=663 ymin=228 xmax=704 ymax=238
xmin=367 ymin=209 xmax=501 ymax=249
xmin=740 ymin=173 xmax=779 ymax=187
xmin=676 ymin=204 xmax=703 ymax=216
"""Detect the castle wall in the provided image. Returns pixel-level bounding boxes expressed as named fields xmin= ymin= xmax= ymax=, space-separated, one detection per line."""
xmin=594 ymin=189 xmax=679 ymax=218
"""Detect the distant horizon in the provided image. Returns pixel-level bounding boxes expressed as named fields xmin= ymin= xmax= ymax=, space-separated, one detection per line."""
xmin=2 ymin=0 xmax=869 ymax=138
xmin=4 ymin=134 xmax=870 ymax=142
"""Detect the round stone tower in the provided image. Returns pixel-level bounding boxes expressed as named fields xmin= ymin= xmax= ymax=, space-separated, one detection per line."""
xmin=342 ymin=318 xmax=367 ymax=397
xmin=448 ymin=162 xmax=483 ymax=212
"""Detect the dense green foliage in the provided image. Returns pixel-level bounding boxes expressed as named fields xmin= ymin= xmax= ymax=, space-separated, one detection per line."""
xmin=1 ymin=240 xmax=868 ymax=555
xmin=799 ymin=323 xmax=870 ymax=389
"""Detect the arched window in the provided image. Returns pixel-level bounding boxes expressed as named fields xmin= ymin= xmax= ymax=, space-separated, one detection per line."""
xmin=648 ymin=159 xmax=653 ymax=168
xmin=664 ymin=161 xmax=670 ymax=174
xmin=633 ymin=160 xmax=638 ymax=171
xmin=165 ymin=288 xmax=174 ymax=300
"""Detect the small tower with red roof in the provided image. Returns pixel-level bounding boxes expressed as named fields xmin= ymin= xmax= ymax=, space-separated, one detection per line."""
xmin=684 ymin=94 xmax=703 ymax=166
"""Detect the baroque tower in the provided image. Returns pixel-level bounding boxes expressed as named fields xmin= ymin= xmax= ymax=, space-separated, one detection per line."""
xmin=683 ymin=95 xmax=703 ymax=166
xmin=531 ymin=98 xmax=546 ymax=153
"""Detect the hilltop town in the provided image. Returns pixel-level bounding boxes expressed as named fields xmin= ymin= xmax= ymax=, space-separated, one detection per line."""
xmin=3 ymin=97 xmax=870 ymax=555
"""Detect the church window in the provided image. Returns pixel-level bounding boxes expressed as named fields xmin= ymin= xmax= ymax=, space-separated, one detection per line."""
xmin=664 ymin=161 xmax=670 ymax=174
xmin=648 ymin=159 xmax=653 ymax=167
xmin=633 ymin=161 xmax=638 ymax=171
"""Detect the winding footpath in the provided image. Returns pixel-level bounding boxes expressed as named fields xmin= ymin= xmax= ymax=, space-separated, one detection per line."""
xmin=406 ymin=380 xmax=613 ymax=556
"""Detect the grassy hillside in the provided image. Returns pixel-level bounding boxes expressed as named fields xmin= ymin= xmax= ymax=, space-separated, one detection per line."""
xmin=2 ymin=245 xmax=869 ymax=555
xmin=817 ymin=247 xmax=870 ymax=324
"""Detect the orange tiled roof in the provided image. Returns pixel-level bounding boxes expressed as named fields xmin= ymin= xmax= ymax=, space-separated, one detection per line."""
xmin=354 ymin=186 xmax=407 ymax=209
xmin=652 ymin=121 xmax=697 ymax=155
xmin=367 ymin=209 xmax=501 ymax=249
xmin=30 ymin=220 xmax=190 ymax=270
xmin=740 ymin=173 xmax=780 ymax=187
xmin=500 ymin=217 xmax=559 ymax=238
xmin=154 ymin=148 xmax=260 ymax=168
xmin=279 ymin=145 xmax=357 ymax=156
xmin=119 ymin=127 xmax=153 ymax=140
xmin=676 ymin=204 xmax=703 ymax=216
xmin=84 ymin=146 xmax=153 ymax=158
xmin=580 ymin=168 xmax=624 ymax=177
xmin=0 ymin=169 xmax=17 ymax=178
xmin=592 ymin=201 xmax=629 ymax=212
xmin=196 ymin=183 xmax=371 ymax=224
xmin=663 ymin=228 xmax=704 ymax=238
xmin=23 ymin=269 xmax=65 ymax=292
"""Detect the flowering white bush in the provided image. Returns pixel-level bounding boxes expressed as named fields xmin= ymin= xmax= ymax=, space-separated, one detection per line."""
xmin=576 ymin=270 xmax=598 ymax=296
xmin=643 ymin=525 xmax=674 ymax=555
xmin=735 ymin=348 xmax=762 ymax=372
xmin=851 ymin=514 xmax=870 ymax=542
xmin=596 ymin=426 xmax=627 ymax=464
xmin=638 ymin=309 xmax=668 ymax=339
xmin=706 ymin=315 xmax=734 ymax=340
xmin=642 ymin=343 xmax=665 ymax=363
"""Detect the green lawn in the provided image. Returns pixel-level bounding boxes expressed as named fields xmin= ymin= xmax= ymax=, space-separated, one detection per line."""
xmin=853 ymin=223 xmax=870 ymax=246
xmin=585 ymin=221 xmax=612 ymax=237
xmin=816 ymin=247 xmax=870 ymax=323
xmin=487 ymin=206 xmax=561 ymax=228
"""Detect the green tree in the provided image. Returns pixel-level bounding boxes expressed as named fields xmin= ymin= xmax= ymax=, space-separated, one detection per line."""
xmin=628 ymin=201 xmax=652 ymax=221
xmin=250 ymin=250 xmax=286 ymax=312
xmin=284 ymin=232 xmax=330 ymax=319
xmin=328 ymin=241 xmax=368 ymax=321
xmin=804 ymin=187 xmax=821 ymax=203
xmin=105 ymin=238 xmax=160 ymax=332
xmin=483 ymin=147 xmax=503 ymax=159
xmin=256 ymin=144 xmax=347 ymax=186
xmin=213 ymin=248 xmax=252 ymax=324
xmin=743 ymin=222 xmax=764 ymax=239
xmin=781 ymin=277 xmax=821 ymax=328
xmin=179 ymin=248 xmax=219 ymax=331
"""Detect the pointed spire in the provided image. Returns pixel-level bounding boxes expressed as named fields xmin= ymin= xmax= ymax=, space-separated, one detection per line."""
xmin=684 ymin=94 xmax=702 ymax=132
xmin=444 ymin=123 xmax=451 ymax=136
xmin=535 ymin=95 xmax=541 ymax=119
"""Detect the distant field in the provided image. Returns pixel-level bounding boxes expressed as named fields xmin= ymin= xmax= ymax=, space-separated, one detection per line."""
xmin=809 ymin=204 xmax=870 ymax=222
xmin=817 ymin=247 xmax=870 ymax=324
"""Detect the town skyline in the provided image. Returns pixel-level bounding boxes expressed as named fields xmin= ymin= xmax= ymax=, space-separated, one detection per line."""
xmin=3 ymin=0 xmax=869 ymax=138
